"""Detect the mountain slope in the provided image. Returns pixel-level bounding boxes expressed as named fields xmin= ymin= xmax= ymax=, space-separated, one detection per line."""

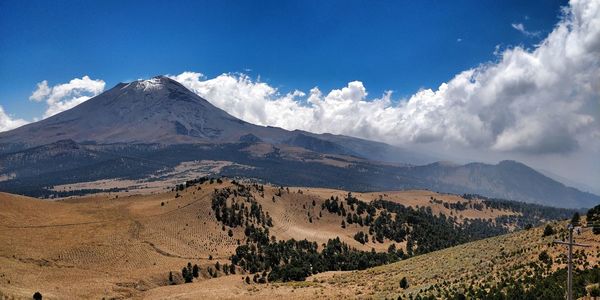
xmin=0 ymin=181 xmax=580 ymax=299
xmin=0 ymin=76 xmax=266 ymax=145
xmin=140 ymin=220 xmax=600 ymax=299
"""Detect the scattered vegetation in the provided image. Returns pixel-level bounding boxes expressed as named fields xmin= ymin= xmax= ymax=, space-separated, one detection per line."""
xmin=587 ymin=204 xmax=600 ymax=234
xmin=543 ymin=224 xmax=556 ymax=237
xmin=323 ymin=193 xmax=508 ymax=255
xmin=198 ymin=182 xmax=583 ymax=285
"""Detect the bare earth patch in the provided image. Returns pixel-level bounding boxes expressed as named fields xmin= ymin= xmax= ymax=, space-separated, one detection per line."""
xmin=51 ymin=160 xmax=251 ymax=196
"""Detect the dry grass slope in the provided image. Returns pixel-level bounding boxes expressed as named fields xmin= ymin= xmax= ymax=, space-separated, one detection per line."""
xmin=143 ymin=220 xmax=600 ymax=299
xmin=0 ymin=180 xmax=568 ymax=299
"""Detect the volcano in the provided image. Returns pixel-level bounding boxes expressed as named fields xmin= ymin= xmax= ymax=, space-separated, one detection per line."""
xmin=0 ymin=76 xmax=429 ymax=163
xmin=0 ymin=76 xmax=290 ymax=145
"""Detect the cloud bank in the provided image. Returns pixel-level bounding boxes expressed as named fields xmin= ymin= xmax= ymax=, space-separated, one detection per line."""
xmin=0 ymin=106 xmax=28 ymax=132
xmin=169 ymin=0 xmax=599 ymax=155
xmin=6 ymin=0 xmax=598 ymax=158
xmin=29 ymin=76 xmax=105 ymax=118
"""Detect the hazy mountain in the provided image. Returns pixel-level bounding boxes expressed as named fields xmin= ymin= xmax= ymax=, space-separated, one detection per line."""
xmin=538 ymin=168 xmax=600 ymax=196
xmin=0 ymin=76 xmax=597 ymax=208
xmin=408 ymin=160 xmax=599 ymax=208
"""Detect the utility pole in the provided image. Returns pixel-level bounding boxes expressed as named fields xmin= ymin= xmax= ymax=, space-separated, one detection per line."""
xmin=553 ymin=223 xmax=590 ymax=300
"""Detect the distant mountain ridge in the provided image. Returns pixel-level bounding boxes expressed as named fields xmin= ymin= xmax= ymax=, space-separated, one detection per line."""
xmin=0 ymin=76 xmax=597 ymax=208
xmin=408 ymin=160 xmax=599 ymax=208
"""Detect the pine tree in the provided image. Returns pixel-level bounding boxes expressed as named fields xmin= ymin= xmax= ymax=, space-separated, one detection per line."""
xmin=182 ymin=267 xmax=192 ymax=283
xmin=400 ymin=277 xmax=409 ymax=289
xmin=388 ymin=243 xmax=397 ymax=254
xmin=192 ymin=264 xmax=199 ymax=278
xmin=538 ymin=251 xmax=551 ymax=264
xmin=571 ymin=212 xmax=581 ymax=225
xmin=543 ymin=224 xmax=555 ymax=237
xmin=181 ymin=262 xmax=194 ymax=283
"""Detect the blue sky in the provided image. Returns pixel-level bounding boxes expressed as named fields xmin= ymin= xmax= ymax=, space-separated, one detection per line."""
xmin=2 ymin=0 xmax=598 ymax=192
xmin=0 ymin=0 xmax=566 ymax=120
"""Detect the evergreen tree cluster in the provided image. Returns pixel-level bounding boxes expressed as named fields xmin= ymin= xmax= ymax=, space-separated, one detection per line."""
xmin=370 ymin=199 xmax=507 ymax=254
xmin=211 ymin=183 xmax=273 ymax=229
xmin=443 ymin=266 xmax=600 ymax=300
xmin=463 ymin=193 xmax=579 ymax=226
xmin=353 ymin=231 xmax=369 ymax=244
xmin=231 ymin=237 xmax=401 ymax=282
xmin=320 ymin=193 xmax=508 ymax=255
xmin=201 ymin=183 xmax=585 ymax=286
xmin=586 ymin=204 xmax=600 ymax=234
xmin=434 ymin=198 xmax=483 ymax=211
xmin=206 ymin=186 xmax=403 ymax=283
xmin=181 ymin=262 xmax=195 ymax=283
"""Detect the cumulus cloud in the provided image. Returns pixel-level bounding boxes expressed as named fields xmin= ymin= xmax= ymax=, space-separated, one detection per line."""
xmin=30 ymin=76 xmax=105 ymax=118
xmin=169 ymin=0 xmax=599 ymax=155
xmin=0 ymin=106 xmax=28 ymax=132
xmin=511 ymin=23 xmax=541 ymax=37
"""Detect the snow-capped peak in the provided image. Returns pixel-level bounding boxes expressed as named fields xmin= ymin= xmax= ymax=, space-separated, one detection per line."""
xmin=136 ymin=77 xmax=164 ymax=91
xmin=121 ymin=76 xmax=168 ymax=92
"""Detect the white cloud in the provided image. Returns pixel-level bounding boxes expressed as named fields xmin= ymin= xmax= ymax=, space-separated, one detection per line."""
xmin=511 ymin=22 xmax=541 ymax=37
xmin=29 ymin=76 xmax=105 ymax=118
xmin=169 ymin=0 xmax=599 ymax=155
xmin=0 ymin=106 xmax=28 ymax=132
xmin=29 ymin=80 xmax=50 ymax=101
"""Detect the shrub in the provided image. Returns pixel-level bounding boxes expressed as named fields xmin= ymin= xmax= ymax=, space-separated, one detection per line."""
xmin=543 ymin=224 xmax=555 ymax=237
xmin=571 ymin=212 xmax=581 ymax=225
xmin=192 ymin=264 xmax=199 ymax=278
xmin=400 ymin=277 xmax=409 ymax=289
xmin=538 ymin=251 xmax=551 ymax=264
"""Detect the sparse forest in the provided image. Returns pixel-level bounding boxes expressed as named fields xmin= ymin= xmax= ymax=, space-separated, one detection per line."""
xmin=190 ymin=181 xmax=581 ymax=283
